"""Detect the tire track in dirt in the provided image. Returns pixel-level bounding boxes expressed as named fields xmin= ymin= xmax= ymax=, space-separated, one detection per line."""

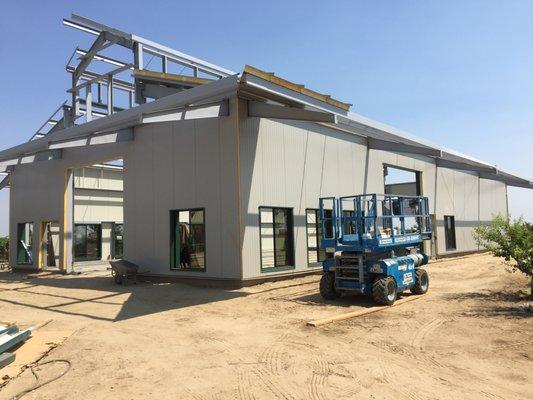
xmin=237 ymin=368 xmax=256 ymax=400
xmin=409 ymin=318 xmax=447 ymax=368
xmin=380 ymin=363 xmax=425 ymax=400
xmin=307 ymin=356 xmax=330 ymax=400
xmin=258 ymin=332 xmax=290 ymax=375
xmin=251 ymin=366 xmax=298 ymax=400
xmin=410 ymin=318 xmax=445 ymax=350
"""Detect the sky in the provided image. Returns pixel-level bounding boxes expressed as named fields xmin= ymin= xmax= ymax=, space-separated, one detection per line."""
xmin=0 ymin=0 xmax=532 ymax=235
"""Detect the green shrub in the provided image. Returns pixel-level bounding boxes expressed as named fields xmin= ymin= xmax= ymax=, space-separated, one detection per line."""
xmin=474 ymin=215 xmax=533 ymax=298
xmin=0 ymin=236 xmax=8 ymax=262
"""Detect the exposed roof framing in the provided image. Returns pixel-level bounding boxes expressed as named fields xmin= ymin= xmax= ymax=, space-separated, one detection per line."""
xmin=242 ymin=65 xmax=351 ymax=111
xmin=1 ymin=15 xmax=530 ymax=191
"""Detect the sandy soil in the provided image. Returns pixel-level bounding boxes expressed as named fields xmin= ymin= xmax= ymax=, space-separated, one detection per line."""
xmin=0 ymin=253 xmax=531 ymax=400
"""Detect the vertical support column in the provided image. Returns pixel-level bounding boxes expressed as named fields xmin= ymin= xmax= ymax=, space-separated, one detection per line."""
xmin=477 ymin=174 xmax=481 ymax=251
xmin=432 ymin=162 xmax=439 ymax=258
xmin=193 ymin=66 xmax=198 ymax=77
xmin=97 ymin=83 xmax=102 ymax=103
xmin=62 ymin=105 xmax=73 ymax=128
xmin=363 ymin=141 xmax=370 ymax=194
xmin=107 ymin=75 xmax=114 ymax=115
xmin=61 ymin=169 xmax=74 ymax=274
xmin=71 ymin=75 xmax=80 ymax=122
xmin=134 ymin=42 xmax=144 ymax=70
xmin=85 ymin=84 xmax=93 ymax=122
xmin=162 ymin=56 xmax=168 ymax=73
xmin=505 ymin=184 xmax=509 ymax=220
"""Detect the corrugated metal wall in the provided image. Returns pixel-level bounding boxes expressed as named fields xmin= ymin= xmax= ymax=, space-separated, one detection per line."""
xmin=239 ymin=116 xmax=367 ymax=279
xmin=123 ymin=101 xmax=241 ymax=278
xmin=239 ymin=114 xmax=508 ymax=279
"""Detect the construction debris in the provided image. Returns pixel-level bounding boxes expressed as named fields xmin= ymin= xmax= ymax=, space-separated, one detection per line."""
xmin=0 ymin=324 xmax=31 ymax=370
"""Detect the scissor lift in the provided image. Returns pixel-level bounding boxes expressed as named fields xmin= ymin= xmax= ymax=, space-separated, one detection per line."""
xmin=319 ymin=194 xmax=432 ymax=305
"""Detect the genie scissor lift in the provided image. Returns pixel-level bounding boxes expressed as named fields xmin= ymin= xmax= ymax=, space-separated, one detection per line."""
xmin=318 ymin=194 xmax=432 ymax=305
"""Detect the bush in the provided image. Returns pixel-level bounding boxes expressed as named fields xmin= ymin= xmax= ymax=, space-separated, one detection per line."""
xmin=474 ymin=215 xmax=533 ymax=298
xmin=0 ymin=236 xmax=8 ymax=262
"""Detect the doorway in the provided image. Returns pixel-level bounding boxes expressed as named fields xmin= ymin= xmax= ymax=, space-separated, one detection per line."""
xmin=40 ymin=221 xmax=60 ymax=269
xmin=383 ymin=165 xmax=421 ymax=196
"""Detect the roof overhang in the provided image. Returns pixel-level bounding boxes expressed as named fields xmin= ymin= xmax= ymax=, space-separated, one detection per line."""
xmin=0 ymin=52 xmax=531 ymax=189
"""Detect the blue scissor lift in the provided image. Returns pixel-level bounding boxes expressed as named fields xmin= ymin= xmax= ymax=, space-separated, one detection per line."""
xmin=319 ymin=194 xmax=432 ymax=305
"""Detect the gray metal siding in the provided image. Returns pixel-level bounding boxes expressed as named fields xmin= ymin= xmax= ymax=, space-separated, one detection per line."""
xmin=238 ymin=116 xmax=508 ymax=279
xmin=239 ymin=117 xmax=367 ymax=279
xmin=8 ymin=144 xmax=128 ymax=268
xmin=124 ymin=108 xmax=240 ymax=278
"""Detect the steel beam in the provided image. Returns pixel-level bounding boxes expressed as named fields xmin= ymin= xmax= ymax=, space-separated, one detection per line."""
xmin=247 ymin=101 xmax=335 ymax=123
xmin=368 ymin=138 xmax=442 ymax=157
xmin=19 ymin=149 xmax=62 ymax=164
xmin=73 ymin=32 xmax=108 ymax=84
xmin=140 ymin=83 xmax=182 ymax=100
xmin=437 ymin=158 xmax=496 ymax=174
xmin=68 ymin=63 xmax=133 ymax=93
xmin=48 ymin=129 xmax=133 ymax=150
xmin=0 ymin=174 xmax=9 ymax=190
xmin=141 ymin=100 xmax=229 ymax=124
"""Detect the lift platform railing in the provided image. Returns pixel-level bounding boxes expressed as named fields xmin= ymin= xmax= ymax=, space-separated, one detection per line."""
xmin=319 ymin=194 xmax=431 ymax=251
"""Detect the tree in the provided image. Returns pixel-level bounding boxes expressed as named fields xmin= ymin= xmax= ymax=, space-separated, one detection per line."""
xmin=0 ymin=236 xmax=8 ymax=263
xmin=474 ymin=215 xmax=533 ymax=298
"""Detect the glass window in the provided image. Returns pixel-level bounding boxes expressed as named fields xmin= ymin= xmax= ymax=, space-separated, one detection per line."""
xmin=171 ymin=209 xmax=206 ymax=270
xmin=74 ymin=224 xmax=102 ymax=261
xmin=306 ymin=209 xmax=333 ymax=266
xmin=113 ymin=223 xmax=124 ymax=259
xmin=444 ymin=215 xmax=457 ymax=251
xmin=260 ymin=207 xmax=294 ymax=270
xmin=17 ymin=222 xmax=33 ymax=264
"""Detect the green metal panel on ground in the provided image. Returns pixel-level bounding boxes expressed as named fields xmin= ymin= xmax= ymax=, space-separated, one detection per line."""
xmin=0 ymin=329 xmax=31 ymax=354
xmin=0 ymin=352 xmax=15 ymax=369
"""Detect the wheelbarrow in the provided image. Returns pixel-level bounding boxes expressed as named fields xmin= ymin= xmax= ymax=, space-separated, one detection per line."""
xmin=109 ymin=260 xmax=140 ymax=285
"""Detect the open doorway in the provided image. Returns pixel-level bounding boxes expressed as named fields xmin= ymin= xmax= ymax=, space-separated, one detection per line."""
xmin=73 ymin=159 xmax=124 ymax=270
xmin=384 ymin=165 xmax=431 ymax=253
xmin=384 ymin=165 xmax=421 ymax=196
xmin=40 ymin=221 xmax=60 ymax=269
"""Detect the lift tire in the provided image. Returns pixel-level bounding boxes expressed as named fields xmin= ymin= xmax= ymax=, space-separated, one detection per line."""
xmin=410 ymin=268 xmax=429 ymax=295
xmin=372 ymin=276 xmax=397 ymax=305
xmin=320 ymin=272 xmax=340 ymax=300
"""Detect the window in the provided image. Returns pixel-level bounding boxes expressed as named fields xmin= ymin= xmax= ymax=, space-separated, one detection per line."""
xmin=259 ymin=207 xmax=294 ymax=270
xmin=444 ymin=215 xmax=456 ymax=251
xmin=113 ymin=223 xmax=124 ymax=259
xmin=170 ymin=209 xmax=206 ymax=271
xmin=17 ymin=222 xmax=33 ymax=264
xmin=306 ymin=209 xmax=333 ymax=266
xmin=74 ymin=224 xmax=102 ymax=261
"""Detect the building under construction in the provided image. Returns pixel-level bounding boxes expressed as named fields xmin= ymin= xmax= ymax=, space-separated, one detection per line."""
xmin=1 ymin=15 xmax=531 ymax=283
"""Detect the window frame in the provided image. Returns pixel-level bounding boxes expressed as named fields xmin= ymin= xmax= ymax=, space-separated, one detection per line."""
xmin=112 ymin=223 xmax=124 ymax=260
xmin=305 ymin=208 xmax=331 ymax=268
xmin=259 ymin=206 xmax=295 ymax=273
xmin=16 ymin=222 xmax=34 ymax=265
xmin=444 ymin=215 xmax=457 ymax=251
xmin=169 ymin=208 xmax=206 ymax=272
xmin=73 ymin=223 xmax=102 ymax=262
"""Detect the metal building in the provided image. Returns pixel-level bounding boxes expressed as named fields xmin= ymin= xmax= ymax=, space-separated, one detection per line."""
xmin=1 ymin=15 xmax=531 ymax=283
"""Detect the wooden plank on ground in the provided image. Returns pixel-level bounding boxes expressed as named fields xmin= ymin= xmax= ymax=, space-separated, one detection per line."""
xmin=307 ymin=294 xmax=425 ymax=327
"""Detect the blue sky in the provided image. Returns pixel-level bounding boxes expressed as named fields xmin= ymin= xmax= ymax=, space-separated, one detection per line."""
xmin=0 ymin=0 xmax=532 ymax=235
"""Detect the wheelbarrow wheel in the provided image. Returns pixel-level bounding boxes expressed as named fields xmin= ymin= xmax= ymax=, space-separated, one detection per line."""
xmin=112 ymin=268 xmax=123 ymax=285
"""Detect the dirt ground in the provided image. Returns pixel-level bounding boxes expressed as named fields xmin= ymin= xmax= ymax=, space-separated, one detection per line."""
xmin=0 ymin=253 xmax=531 ymax=400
